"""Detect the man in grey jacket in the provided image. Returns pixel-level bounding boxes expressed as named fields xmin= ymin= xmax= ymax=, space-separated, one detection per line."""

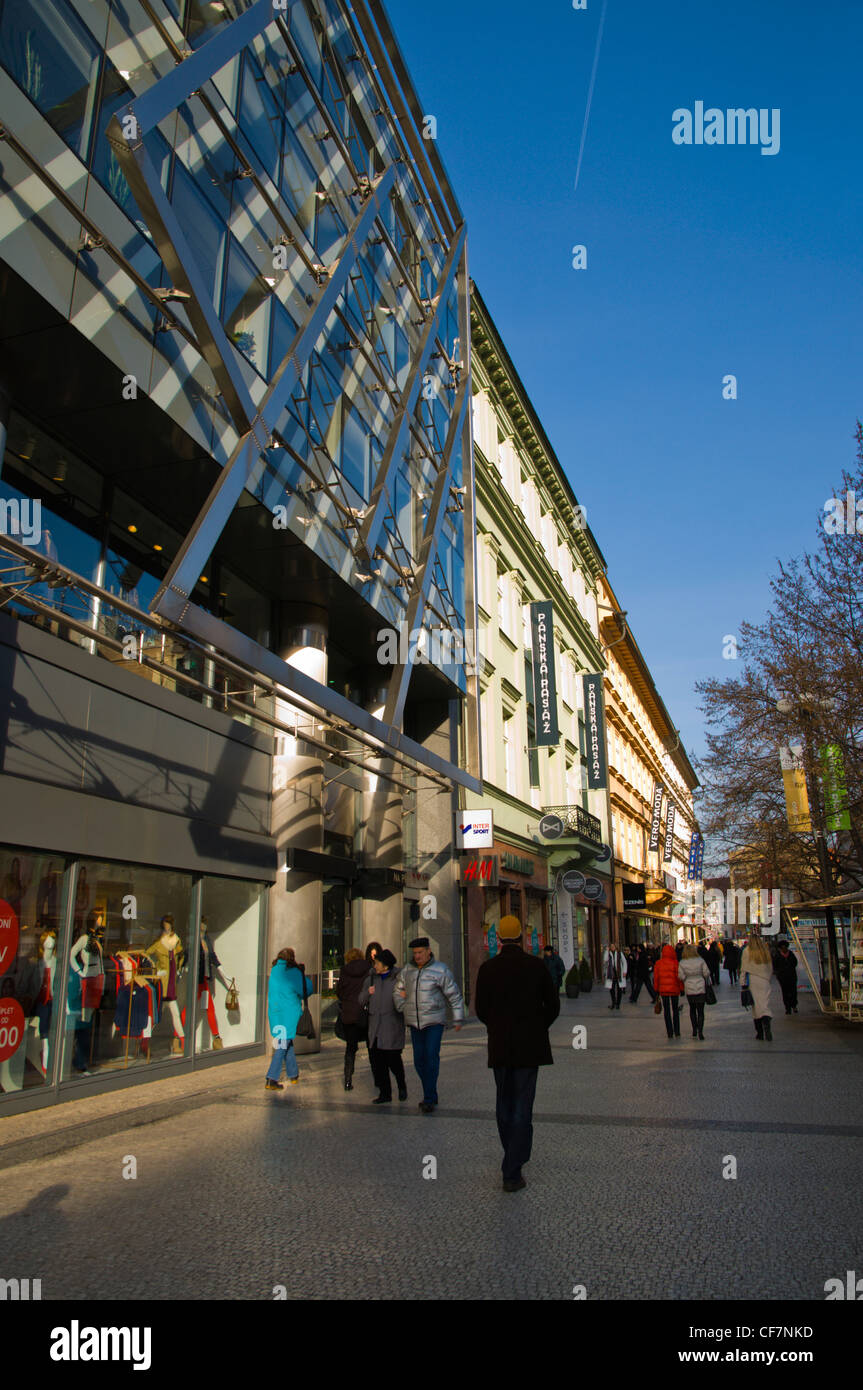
xmin=393 ymin=936 xmax=464 ymax=1113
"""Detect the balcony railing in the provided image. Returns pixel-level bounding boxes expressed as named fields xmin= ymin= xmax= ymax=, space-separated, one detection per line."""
xmin=541 ymin=804 xmax=602 ymax=844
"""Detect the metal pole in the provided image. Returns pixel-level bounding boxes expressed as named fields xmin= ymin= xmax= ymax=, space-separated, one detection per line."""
xmin=802 ymin=711 xmax=841 ymax=998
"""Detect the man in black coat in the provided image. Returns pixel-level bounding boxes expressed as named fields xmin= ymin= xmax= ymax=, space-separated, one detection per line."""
xmin=773 ymin=941 xmax=799 ymax=1014
xmin=475 ymin=914 xmax=560 ymax=1193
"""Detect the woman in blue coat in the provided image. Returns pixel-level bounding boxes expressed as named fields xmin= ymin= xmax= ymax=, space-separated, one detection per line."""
xmin=265 ymin=948 xmax=315 ymax=1091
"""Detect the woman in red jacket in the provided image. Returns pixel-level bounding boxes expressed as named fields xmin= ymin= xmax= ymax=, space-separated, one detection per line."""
xmin=654 ymin=944 xmax=684 ymax=1039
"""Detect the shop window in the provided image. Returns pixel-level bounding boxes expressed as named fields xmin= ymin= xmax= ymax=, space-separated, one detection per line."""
xmin=223 ymin=234 xmax=271 ymax=374
xmin=0 ymin=0 xmax=102 ymax=160
xmin=0 ymin=848 xmax=70 ymax=1097
xmin=59 ymin=860 xmax=195 ymax=1080
xmin=197 ymin=876 xmax=265 ymax=1054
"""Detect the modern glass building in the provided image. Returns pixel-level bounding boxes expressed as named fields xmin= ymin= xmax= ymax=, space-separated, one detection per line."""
xmin=0 ymin=0 xmax=479 ymax=1109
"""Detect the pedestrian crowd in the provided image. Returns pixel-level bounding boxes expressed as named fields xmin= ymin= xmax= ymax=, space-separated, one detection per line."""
xmin=262 ymin=924 xmax=801 ymax=1192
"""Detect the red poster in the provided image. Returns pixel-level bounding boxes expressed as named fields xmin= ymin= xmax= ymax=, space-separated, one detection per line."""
xmin=0 ymin=998 xmax=25 ymax=1062
xmin=0 ymin=898 xmax=19 ymax=978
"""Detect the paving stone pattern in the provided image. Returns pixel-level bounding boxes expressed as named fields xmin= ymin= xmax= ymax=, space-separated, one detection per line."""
xmin=1 ymin=982 xmax=861 ymax=1301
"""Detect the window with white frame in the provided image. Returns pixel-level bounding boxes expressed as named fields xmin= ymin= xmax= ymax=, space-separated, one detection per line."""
xmin=520 ymin=475 xmax=540 ymax=533
xmin=498 ymin=439 xmax=520 ymax=499
xmin=480 ymin=688 xmax=492 ymax=781
xmin=558 ymin=545 xmax=572 ymax=593
xmin=502 ymin=711 xmax=516 ymax=795
xmin=472 ymin=391 xmax=497 ymax=462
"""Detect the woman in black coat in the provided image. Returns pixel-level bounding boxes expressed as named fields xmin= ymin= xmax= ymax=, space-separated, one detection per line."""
xmin=335 ymin=947 xmax=371 ymax=1091
xmin=773 ymin=943 xmax=799 ymax=1014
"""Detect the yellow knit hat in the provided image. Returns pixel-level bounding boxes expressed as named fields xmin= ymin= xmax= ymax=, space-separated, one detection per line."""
xmin=498 ymin=915 xmax=522 ymax=940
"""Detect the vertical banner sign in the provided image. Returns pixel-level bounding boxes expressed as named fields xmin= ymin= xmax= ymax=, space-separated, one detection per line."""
xmin=687 ymin=833 xmax=704 ymax=881
xmin=662 ymin=800 xmax=676 ymax=863
xmin=780 ymin=745 xmax=812 ymax=833
xmin=582 ymin=673 xmax=608 ymax=789
xmin=556 ymin=890 xmax=575 ymax=971
xmin=529 ymin=602 xmax=559 ymax=746
xmin=820 ymin=744 xmax=851 ymax=832
xmin=648 ymin=783 xmax=664 ymax=852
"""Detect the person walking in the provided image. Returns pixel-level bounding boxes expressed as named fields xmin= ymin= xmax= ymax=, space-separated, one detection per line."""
xmin=654 ymin=943 xmax=683 ymax=1039
xmin=773 ymin=941 xmax=799 ymax=1015
xmin=359 ymin=948 xmax=407 ymax=1103
xmin=678 ymin=943 xmax=712 ymax=1040
xmin=265 ymin=947 xmax=315 ymax=1091
xmin=740 ymin=935 xmax=776 ymax=1041
xmin=474 ymin=914 xmax=560 ymax=1193
xmin=393 ymin=936 xmax=464 ymax=1113
xmin=630 ymin=945 xmax=658 ymax=1004
xmin=707 ymin=940 xmax=722 ymax=986
xmin=603 ymin=943 xmax=627 ymax=1009
xmin=542 ymin=944 xmax=566 ymax=992
xmin=723 ymin=939 xmax=740 ymax=985
xmin=335 ymin=947 xmax=371 ymax=1091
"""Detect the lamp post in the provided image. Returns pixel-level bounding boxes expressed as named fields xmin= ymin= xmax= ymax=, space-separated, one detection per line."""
xmin=776 ymin=695 xmax=841 ymax=997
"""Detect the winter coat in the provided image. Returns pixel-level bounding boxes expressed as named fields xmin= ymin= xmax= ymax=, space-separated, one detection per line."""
xmin=653 ymin=945 xmax=684 ymax=996
xmin=740 ymin=949 xmax=775 ymax=1018
xmin=267 ymin=961 xmax=314 ymax=1041
xmin=474 ymin=943 xmax=561 ymax=1068
xmin=336 ymin=958 xmax=371 ymax=1025
xmin=603 ymin=948 xmax=628 ymax=989
xmin=359 ymin=969 xmax=404 ymax=1050
xmin=544 ymin=952 xmax=566 ymax=987
xmin=636 ymin=951 xmax=654 ymax=981
xmin=723 ymin=943 xmax=739 ymax=971
xmin=773 ymin=950 xmax=798 ymax=984
xmin=707 ymin=944 xmax=721 ymax=970
xmin=679 ymin=955 xmax=711 ymax=997
xmin=393 ymin=954 xmax=465 ymax=1029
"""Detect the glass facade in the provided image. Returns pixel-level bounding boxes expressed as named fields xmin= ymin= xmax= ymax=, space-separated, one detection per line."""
xmin=0 ymin=844 xmax=266 ymax=1100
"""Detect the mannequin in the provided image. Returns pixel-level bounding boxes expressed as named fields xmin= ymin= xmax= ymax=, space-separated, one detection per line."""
xmin=145 ymin=914 xmax=185 ymax=1054
xmin=68 ymin=911 xmax=105 ymax=1074
xmin=112 ymin=953 xmax=157 ymax=1063
xmin=27 ymin=928 xmax=57 ymax=1076
xmin=180 ymin=916 xmax=235 ymax=1051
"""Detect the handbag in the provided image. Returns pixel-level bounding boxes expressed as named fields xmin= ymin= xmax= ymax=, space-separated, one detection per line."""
xmin=705 ymin=981 xmax=717 ymax=1005
xmin=295 ymin=971 xmax=316 ymax=1039
xmin=740 ymin=987 xmax=753 ymax=1008
xmin=225 ymin=978 xmax=239 ymax=1013
xmin=333 ymin=1010 xmax=347 ymax=1042
xmin=653 ymin=998 xmax=663 ymax=1015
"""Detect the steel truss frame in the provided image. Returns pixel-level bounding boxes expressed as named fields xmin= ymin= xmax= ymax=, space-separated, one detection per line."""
xmin=95 ymin=0 xmax=478 ymax=789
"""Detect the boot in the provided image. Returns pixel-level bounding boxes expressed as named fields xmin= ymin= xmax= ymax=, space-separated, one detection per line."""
xmin=171 ymin=1037 xmax=183 ymax=1055
xmin=344 ymin=1054 xmax=355 ymax=1092
xmin=763 ymin=1017 xmax=773 ymax=1042
xmin=754 ymin=1017 xmax=764 ymax=1040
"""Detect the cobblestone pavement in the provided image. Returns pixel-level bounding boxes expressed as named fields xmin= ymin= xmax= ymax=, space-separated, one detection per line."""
xmin=1 ymin=980 xmax=862 ymax=1301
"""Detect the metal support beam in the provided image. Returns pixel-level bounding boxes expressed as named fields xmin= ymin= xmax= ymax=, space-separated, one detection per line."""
xmin=149 ymin=165 xmax=396 ymax=614
xmin=382 ymin=370 xmax=468 ymax=728
xmin=357 ymin=221 xmax=466 ymax=565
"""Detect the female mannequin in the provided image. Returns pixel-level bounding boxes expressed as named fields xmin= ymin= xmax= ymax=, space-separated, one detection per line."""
xmin=30 ymin=928 xmax=57 ymax=1075
xmin=145 ymin=914 xmax=185 ymax=1054
xmin=68 ymin=911 xmax=105 ymax=1074
xmin=180 ymin=916 xmax=234 ymax=1051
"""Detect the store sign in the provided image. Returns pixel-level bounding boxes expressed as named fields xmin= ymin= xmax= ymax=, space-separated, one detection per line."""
xmin=460 ymin=855 xmax=498 ymax=886
xmin=501 ymin=852 xmax=535 ymax=875
xmin=539 ymin=813 xmax=564 ymax=839
xmin=531 ymin=928 xmax=539 ymax=956
xmin=663 ymin=872 xmax=677 ymax=891
xmin=622 ymin=882 xmax=646 ymax=910
xmin=456 ymin=810 xmax=494 ymax=849
xmin=662 ymin=800 xmax=676 ymax=863
xmin=562 ymin=869 xmax=586 ymax=895
xmin=404 ymin=870 xmax=431 ymax=901
xmin=582 ymin=673 xmax=608 ymax=788
xmin=556 ymin=890 xmax=575 ymax=970
xmin=592 ymin=842 xmax=612 ymax=864
xmin=584 ymin=877 xmax=605 ymax=903
xmin=687 ymin=833 xmax=704 ymax=881
xmin=648 ymin=783 xmax=664 ymax=852
xmin=486 ymin=924 xmax=498 ymax=957
xmin=0 ymin=899 xmax=19 ymax=977
xmin=529 ymin=601 xmax=560 ymax=746
xmin=0 ymin=997 xmax=24 ymax=1062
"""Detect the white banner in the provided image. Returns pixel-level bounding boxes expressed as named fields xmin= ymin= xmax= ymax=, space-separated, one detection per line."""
xmin=556 ymin=890 xmax=575 ymax=971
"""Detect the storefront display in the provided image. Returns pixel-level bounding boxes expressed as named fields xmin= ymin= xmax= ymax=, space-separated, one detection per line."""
xmin=0 ymin=844 xmax=267 ymax=1104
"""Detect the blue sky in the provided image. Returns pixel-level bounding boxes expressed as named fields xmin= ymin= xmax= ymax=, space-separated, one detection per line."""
xmin=385 ymin=0 xmax=862 ymax=764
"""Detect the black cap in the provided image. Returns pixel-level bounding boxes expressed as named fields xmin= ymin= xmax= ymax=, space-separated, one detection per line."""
xmin=378 ymin=948 xmax=397 ymax=969
xmin=409 ymin=936 xmax=430 ymax=949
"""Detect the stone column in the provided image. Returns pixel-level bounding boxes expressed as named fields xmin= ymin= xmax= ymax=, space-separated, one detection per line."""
xmin=357 ymin=685 xmax=403 ymax=957
xmin=269 ymin=604 xmax=327 ymax=1053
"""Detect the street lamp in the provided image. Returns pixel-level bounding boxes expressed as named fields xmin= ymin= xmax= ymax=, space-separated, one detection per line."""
xmin=776 ymin=694 xmax=841 ymax=997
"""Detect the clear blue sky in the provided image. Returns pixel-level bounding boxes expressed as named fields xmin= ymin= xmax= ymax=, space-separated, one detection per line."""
xmin=385 ymin=0 xmax=862 ymax=763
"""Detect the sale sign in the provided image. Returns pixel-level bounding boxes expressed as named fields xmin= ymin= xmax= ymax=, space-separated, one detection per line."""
xmin=0 ymin=898 xmax=20 ymax=977
xmin=0 ymin=998 xmax=25 ymax=1062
